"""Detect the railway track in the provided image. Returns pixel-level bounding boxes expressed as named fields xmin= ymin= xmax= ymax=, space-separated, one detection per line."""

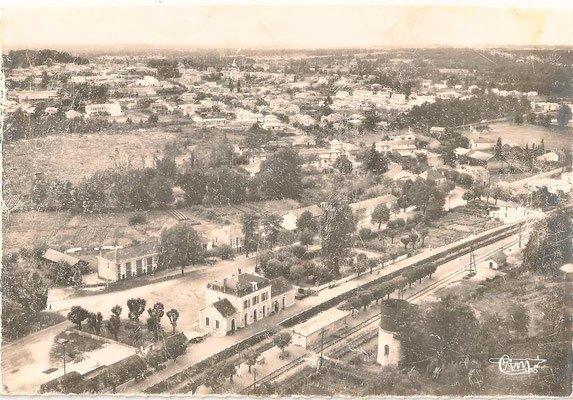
xmin=239 ymin=231 xmax=531 ymax=394
xmin=148 ymin=206 xmax=573 ymax=394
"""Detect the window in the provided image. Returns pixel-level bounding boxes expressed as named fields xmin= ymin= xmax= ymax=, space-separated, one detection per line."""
xmin=215 ymin=320 xmax=220 ymax=329
xmin=253 ymin=295 xmax=259 ymax=305
xmin=202 ymin=243 xmax=208 ymax=250
xmin=243 ymin=299 xmax=250 ymax=309
xmin=146 ymin=257 xmax=153 ymax=267
xmin=489 ymin=261 xmax=494 ymax=268
xmin=384 ymin=345 xmax=390 ymax=356
xmin=261 ymin=292 xmax=268 ymax=301
xmin=205 ymin=317 xmax=210 ymax=327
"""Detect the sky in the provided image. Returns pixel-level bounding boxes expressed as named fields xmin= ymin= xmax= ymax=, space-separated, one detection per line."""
xmin=2 ymin=1 xmax=573 ymax=50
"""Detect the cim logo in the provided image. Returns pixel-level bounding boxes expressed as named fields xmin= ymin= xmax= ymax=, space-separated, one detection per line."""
xmin=489 ymin=355 xmax=547 ymax=375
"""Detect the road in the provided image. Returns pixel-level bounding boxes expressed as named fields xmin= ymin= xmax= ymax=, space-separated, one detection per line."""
xmin=1 ymin=321 xmax=72 ymax=394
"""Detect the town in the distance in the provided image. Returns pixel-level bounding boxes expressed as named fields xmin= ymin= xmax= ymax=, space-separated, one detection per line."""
xmin=2 ymin=46 xmax=572 ymax=396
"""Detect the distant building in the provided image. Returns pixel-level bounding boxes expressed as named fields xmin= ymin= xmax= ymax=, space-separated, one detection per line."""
xmin=291 ymin=308 xmax=350 ymax=349
xmin=459 ymin=165 xmax=490 ymax=185
xmin=281 ymin=205 xmax=324 ymax=231
xmin=377 ymin=299 xmax=414 ymax=366
xmin=96 ymin=241 xmax=159 ymax=281
xmin=43 ymin=249 xmax=88 ymax=270
xmin=488 ymin=200 xmax=532 ymax=224
xmin=486 ymin=250 xmax=508 ymax=270
xmin=350 ymin=194 xmax=397 ymax=227
xmin=199 ymin=271 xmax=295 ymax=335
xmin=419 ymin=169 xmax=447 ymax=185
xmin=85 ymin=102 xmax=123 ymax=117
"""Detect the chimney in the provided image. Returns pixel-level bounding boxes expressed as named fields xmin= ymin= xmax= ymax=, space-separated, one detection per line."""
xmin=238 ymin=268 xmax=242 ymax=275
xmin=223 ymin=278 xmax=227 ymax=292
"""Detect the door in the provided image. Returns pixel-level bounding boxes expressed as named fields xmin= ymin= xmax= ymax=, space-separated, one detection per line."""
xmin=231 ymin=319 xmax=236 ymax=331
xmin=244 ymin=314 xmax=248 ymax=327
xmin=262 ymin=305 xmax=266 ymax=317
xmin=253 ymin=309 xmax=257 ymax=322
xmin=274 ymin=301 xmax=279 ymax=312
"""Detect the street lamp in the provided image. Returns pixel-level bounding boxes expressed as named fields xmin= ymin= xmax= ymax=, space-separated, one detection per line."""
xmin=57 ymin=338 xmax=70 ymax=375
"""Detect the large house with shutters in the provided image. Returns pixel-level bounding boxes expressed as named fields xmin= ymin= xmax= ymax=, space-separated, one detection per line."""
xmin=96 ymin=241 xmax=159 ymax=281
xmin=199 ymin=271 xmax=295 ymax=336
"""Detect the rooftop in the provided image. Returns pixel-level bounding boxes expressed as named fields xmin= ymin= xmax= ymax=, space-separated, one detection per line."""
xmin=43 ymin=248 xmax=82 ymax=266
xmin=212 ymin=298 xmax=238 ymax=318
xmin=102 ymin=240 xmax=158 ymax=262
xmin=207 ymin=272 xmax=271 ymax=297
xmin=292 ymin=308 xmax=350 ymax=337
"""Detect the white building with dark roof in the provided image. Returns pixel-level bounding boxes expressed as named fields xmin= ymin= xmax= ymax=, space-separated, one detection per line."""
xmin=96 ymin=241 xmax=159 ymax=281
xmin=199 ymin=271 xmax=295 ymax=335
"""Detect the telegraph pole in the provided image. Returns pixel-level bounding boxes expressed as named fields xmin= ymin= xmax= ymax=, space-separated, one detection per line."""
xmin=319 ymin=329 xmax=325 ymax=369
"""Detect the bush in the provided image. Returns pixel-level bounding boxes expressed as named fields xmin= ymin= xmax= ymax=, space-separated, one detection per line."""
xmin=276 ymin=230 xmax=296 ymax=246
xmin=214 ymin=244 xmax=234 ymax=260
xmin=128 ymin=213 xmax=147 ymax=226
xmin=289 ymin=244 xmax=307 ymax=259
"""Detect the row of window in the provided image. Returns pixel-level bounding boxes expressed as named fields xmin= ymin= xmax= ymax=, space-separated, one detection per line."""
xmin=116 ymin=256 xmax=155 ymax=280
xmin=243 ymin=291 xmax=269 ymax=309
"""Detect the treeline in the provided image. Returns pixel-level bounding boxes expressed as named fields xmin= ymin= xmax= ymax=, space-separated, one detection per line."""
xmin=391 ymin=94 xmax=531 ymax=131
xmin=4 ymin=107 xmax=116 ymax=142
xmin=32 ymin=159 xmax=176 ymax=213
xmin=29 ymin=148 xmax=304 ymax=213
xmin=148 ymin=59 xmax=180 ymax=80
xmin=3 ymin=49 xmax=89 ymax=70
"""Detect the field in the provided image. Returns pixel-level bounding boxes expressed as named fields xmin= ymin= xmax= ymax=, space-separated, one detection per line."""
xmin=2 ymin=210 xmax=173 ymax=254
xmin=424 ymin=210 xmax=501 ymax=249
xmin=461 ymin=122 xmax=572 ymax=151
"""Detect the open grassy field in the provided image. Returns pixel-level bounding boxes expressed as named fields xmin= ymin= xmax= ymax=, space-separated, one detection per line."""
xmin=2 ymin=209 xmax=173 ymax=253
xmin=462 ymin=122 xmax=572 ymax=151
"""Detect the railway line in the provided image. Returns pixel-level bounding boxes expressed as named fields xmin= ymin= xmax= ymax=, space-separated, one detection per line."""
xmin=147 ymin=204 xmax=573 ymax=394
xmin=239 ymin=230 xmax=531 ymax=394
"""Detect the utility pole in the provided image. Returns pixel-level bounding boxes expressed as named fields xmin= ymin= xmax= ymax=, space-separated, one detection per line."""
xmin=252 ymin=368 xmax=257 ymax=393
xmin=319 ymin=329 xmax=325 ymax=369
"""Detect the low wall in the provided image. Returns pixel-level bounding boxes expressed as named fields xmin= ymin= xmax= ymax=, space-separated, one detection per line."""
xmin=72 ymin=328 xmax=136 ymax=349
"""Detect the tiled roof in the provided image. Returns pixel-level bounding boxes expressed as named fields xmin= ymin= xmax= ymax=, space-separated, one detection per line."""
xmin=102 ymin=240 xmax=158 ymax=262
xmin=43 ymin=249 xmax=81 ymax=266
xmin=212 ymin=298 xmax=238 ymax=318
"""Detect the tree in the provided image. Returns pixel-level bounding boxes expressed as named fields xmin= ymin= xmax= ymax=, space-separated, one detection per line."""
xmin=352 ymin=257 xmax=368 ymax=278
xmin=494 ymin=137 xmax=503 ymax=158
xmin=148 ymin=114 xmax=159 ymax=124
xmin=557 ymin=104 xmax=572 ymax=128
xmin=166 ymin=309 xmax=180 ymax=333
xmin=127 ymin=298 xmax=146 ymax=322
xmin=359 ymin=291 xmax=372 ymax=311
xmin=67 ymin=306 xmax=89 ymax=330
xmin=363 ymin=105 xmax=381 ymax=131
xmin=158 ymin=222 xmax=205 ymax=275
xmin=273 ymin=332 xmax=292 ymax=357
xmin=242 ymin=349 xmax=259 ymax=373
xmin=179 ymin=170 xmax=207 ymax=205
xmin=362 ymin=144 xmax=388 ymax=175
xmin=462 ymin=191 xmax=473 ymax=204
xmin=418 ymin=227 xmax=430 ymax=247
xmin=261 ymin=213 xmax=283 ymax=250
xmin=320 ymin=193 xmax=356 ymax=276
xmin=111 ymin=305 xmax=122 ymax=317
xmin=371 ymin=204 xmax=391 ymax=230
xmin=298 ymin=229 xmax=314 ymax=249
xmin=258 ymin=148 xmax=303 ymax=199
xmin=107 ymin=315 xmax=121 ymax=341
xmin=289 ymin=264 xmax=306 ymax=285
xmin=241 ymin=213 xmax=260 ymax=257
xmin=400 ymin=236 xmax=411 ymax=250
xmin=296 ymin=210 xmax=317 ymax=233
xmin=221 ymin=361 xmax=237 ymax=383
xmin=522 ymin=210 xmax=573 ymax=278
xmin=204 ymin=368 xmax=225 ymax=393
xmin=333 ymin=155 xmax=353 ymax=174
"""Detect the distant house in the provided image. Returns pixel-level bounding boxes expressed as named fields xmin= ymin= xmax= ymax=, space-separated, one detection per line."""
xmin=466 ymin=150 xmax=495 ymax=167
xmin=199 ymin=271 xmax=295 ymax=335
xmin=467 ymin=136 xmax=496 ymax=151
xmin=429 ymin=126 xmax=446 ymax=138
xmin=536 ymin=152 xmax=559 ymax=163
xmin=459 ymin=165 xmax=490 ymax=185
xmin=43 ymin=249 xmax=88 ymax=270
xmin=85 ymin=102 xmax=123 ymax=117
xmin=486 ymin=251 xmax=508 ymax=270
xmin=419 ymin=169 xmax=447 ymax=185
xmin=488 ymin=201 xmax=531 ymax=224
xmin=281 ymin=205 xmax=324 ymax=231
xmin=17 ymin=90 xmax=58 ymax=102
xmin=350 ymin=194 xmax=397 ymax=227
xmin=291 ymin=308 xmax=350 ymax=349
xmin=96 ymin=241 xmax=159 ymax=281
xmin=65 ymin=110 xmax=83 ymax=119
